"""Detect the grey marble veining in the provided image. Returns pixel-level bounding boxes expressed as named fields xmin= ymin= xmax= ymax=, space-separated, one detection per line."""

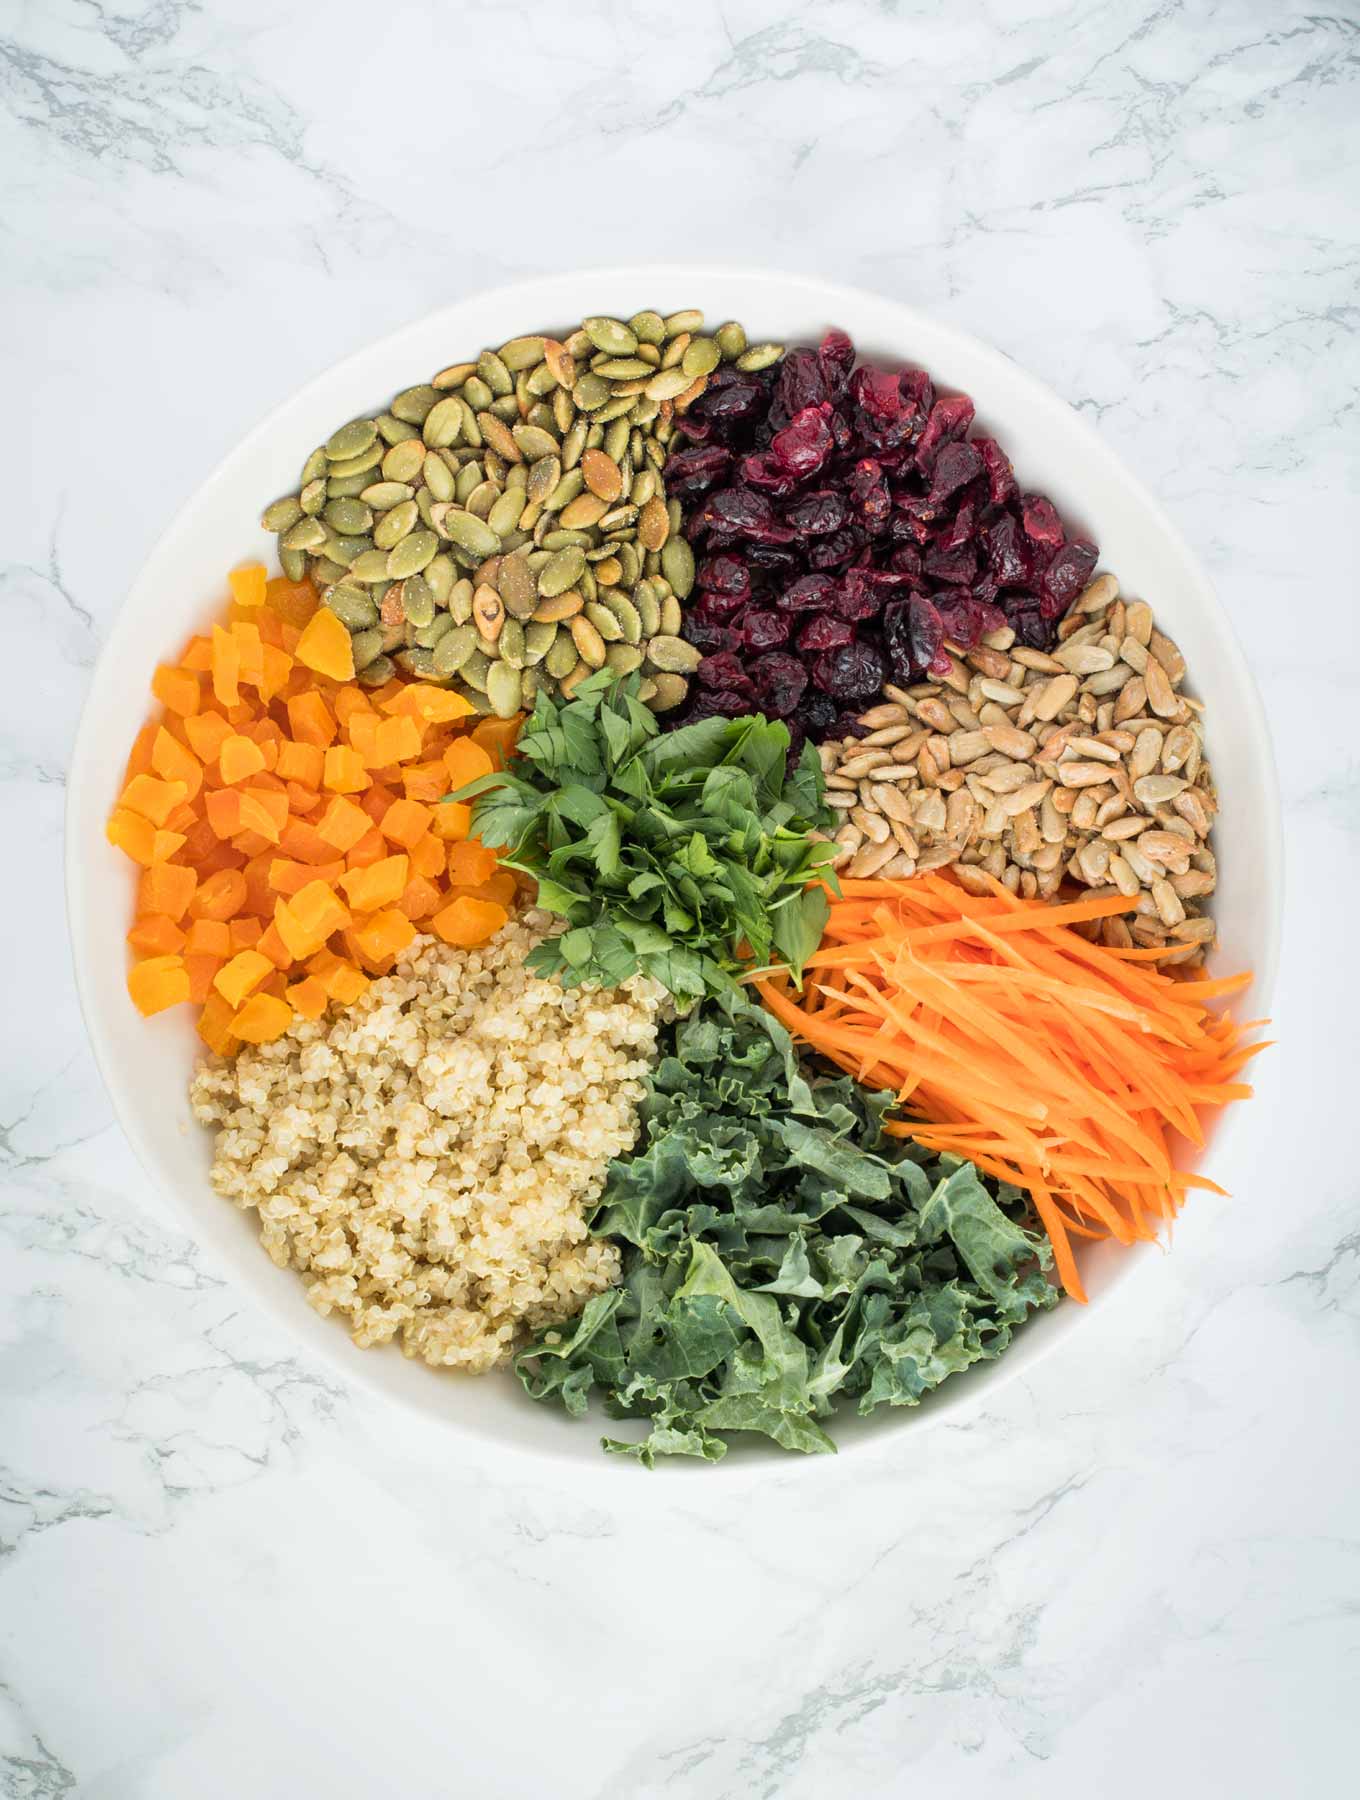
xmin=2 ymin=1 xmax=1357 ymax=1794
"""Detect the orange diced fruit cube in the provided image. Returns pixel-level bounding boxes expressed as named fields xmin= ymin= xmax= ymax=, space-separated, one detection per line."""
xmin=211 ymin=624 xmax=241 ymax=707
xmin=287 ymin=976 xmax=329 ymax=1021
xmin=323 ymin=744 xmax=371 ymax=793
xmin=106 ymin=808 xmax=159 ymax=867
xmin=338 ymin=853 xmax=409 ymax=912
xmin=151 ymin=664 xmax=201 ymax=717
xmin=151 ymin=727 xmax=203 ymax=800
xmin=379 ymin=798 xmax=430 ymax=849
xmin=218 ymin=734 xmax=268 ymax=784
xmin=184 ymin=710 xmax=233 ymax=762
xmin=127 ymin=955 xmax=191 ymax=1017
xmin=350 ymin=908 xmax=415 ymax=964
xmin=119 ymin=774 xmax=188 ymax=827
xmin=137 ymin=861 xmax=198 ymax=921
xmin=197 ymin=991 xmax=239 ymax=1055
xmin=276 ymin=740 xmax=325 ymax=786
xmin=228 ymin=992 xmax=293 ymax=1044
xmin=294 ymin=607 xmax=355 ymax=681
xmin=286 ymin=690 xmax=337 ymax=749
xmin=431 ymin=801 xmax=472 ymax=842
xmin=213 ymin=949 xmax=274 ymax=1009
xmin=185 ymin=954 xmax=225 ymax=1004
xmin=127 ymin=914 xmax=186 ymax=957
xmin=446 ymin=840 xmax=498 ymax=886
xmin=373 ymin=715 xmax=423 ymax=767
xmin=432 ymin=896 xmax=508 ymax=948
xmin=316 ymin=795 xmax=371 ymax=853
xmin=185 ymin=918 xmax=231 ymax=955
xmin=229 ymin=563 xmax=267 ymax=608
xmin=443 ymin=739 xmax=495 ymax=791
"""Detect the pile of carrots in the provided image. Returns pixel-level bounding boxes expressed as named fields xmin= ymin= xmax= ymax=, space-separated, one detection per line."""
xmin=755 ymin=873 xmax=1266 ymax=1301
xmin=107 ymin=565 xmax=519 ymax=1055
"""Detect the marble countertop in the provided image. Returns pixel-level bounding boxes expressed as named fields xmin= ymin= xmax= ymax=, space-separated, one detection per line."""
xmin=3 ymin=1 xmax=1356 ymax=1793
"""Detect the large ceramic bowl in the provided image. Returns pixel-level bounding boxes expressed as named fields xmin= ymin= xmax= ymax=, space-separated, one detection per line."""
xmin=66 ymin=268 xmax=1282 ymax=1472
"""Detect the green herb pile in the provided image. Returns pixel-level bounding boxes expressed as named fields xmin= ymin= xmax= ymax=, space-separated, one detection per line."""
xmin=515 ymin=992 xmax=1057 ymax=1464
xmin=452 ymin=673 xmax=836 ymax=1007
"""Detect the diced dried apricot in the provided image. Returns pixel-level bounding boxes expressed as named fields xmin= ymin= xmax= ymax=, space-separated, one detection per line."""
xmin=106 ymin=809 xmax=159 ymax=866
xmin=184 ymin=710 xmax=233 ymax=762
xmin=344 ymin=825 xmax=386 ymax=868
xmin=380 ymin=683 xmax=477 ymax=725
xmin=469 ymin=715 xmax=521 ymax=767
xmin=229 ymin=992 xmax=293 ymax=1044
xmin=211 ymin=624 xmax=241 ymax=707
xmin=278 ymin=816 xmax=343 ymax=865
xmin=306 ymin=949 xmax=369 ymax=1005
xmin=346 ymin=711 xmax=381 ymax=764
xmin=397 ymin=874 xmax=443 ymax=921
xmin=295 ymin=608 xmax=355 ymax=681
xmin=256 ymin=921 xmax=293 ymax=970
xmin=323 ymin=744 xmax=371 ymax=793
xmin=185 ymin=918 xmax=231 ymax=956
xmin=359 ymin=783 xmax=396 ymax=825
xmin=151 ymin=664 xmax=201 ymax=717
xmin=274 ymin=880 xmax=350 ymax=960
xmin=120 ymin=774 xmax=188 ymax=827
xmin=122 ymin=722 xmax=158 ymax=785
xmin=266 ymin=576 xmax=319 ymax=629
xmin=287 ymin=975 xmax=329 ymax=1020
xmin=338 ymin=854 xmax=409 ymax=912
xmin=379 ymin=798 xmax=430 ymax=849
xmin=189 ymin=866 xmax=247 ymax=921
xmin=242 ymin=854 xmax=275 ymax=915
xmin=218 ymin=734 xmax=267 ymax=784
xmin=128 ymin=955 xmax=191 ymax=1017
xmin=334 ymin=688 xmax=373 ymax=730
xmin=128 ymin=914 xmax=186 ymax=957
xmin=409 ymin=830 xmax=446 ymax=879
xmin=204 ymin=787 xmax=243 ymax=840
xmin=276 ymin=740 xmax=325 ymax=787
xmin=138 ymin=861 xmax=197 ymax=921
xmin=231 ymin=621 xmax=264 ymax=687
xmin=431 ymin=895 xmax=508 ymax=948
xmin=443 ymin=739 xmax=496 ymax=791
xmin=374 ymin=714 xmax=423 ymax=767
xmin=151 ymin=728 xmax=203 ymax=801
xmin=445 ymin=840 xmax=498 ymax=886
xmin=316 ymin=794 xmax=371 ymax=853
xmin=214 ymin=949 xmax=273 ymax=1009
xmin=284 ymin=782 xmax=321 ymax=813
xmin=269 ymin=856 xmax=345 ymax=896
xmin=185 ymin=953 xmax=224 ymax=1004
xmin=430 ymin=801 xmax=472 ymax=842
xmin=229 ymin=563 xmax=267 ymax=608
xmin=238 ymin=787 xmax=288 ymax=841
xmin=229 ymin=917 xmax=264 ymax=952
xmin=287 ymin=690 xmax=337 ymax=749
xmin=402 ymin=760 xmax=450 ymax=803
xmin=257 ymin=643 xmax=294 ymax=701
xmin=350 ymin=908 xmax=416 ymax=964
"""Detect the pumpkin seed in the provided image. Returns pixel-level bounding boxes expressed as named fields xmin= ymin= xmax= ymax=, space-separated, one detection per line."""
xmin=401 ymin=572 xmax=435 ymax=628
xmin=736 ymin=342 xmax=783 ymax=372
xmin=533 ymin=590 xmax=584 ymax=624
xmin=477 ymin=412 xmax=521 ymax=463
xmin=432 ymin=362 xmax=476 ymax=391
xmin=459 ymin=648 xmax=491 ymax=692
xmin=649 ymin=672 xmax=689 ymax=711
xmin=376 ymin=413 xmax=417 ymax=445
xmin=466 ymin=479 xmax=500 ymax=520
xmin=279 ymin=544 xmax=307 ymax=581
xmin=442 ymin=509 xmax=502 ymax=558
xmin=357 ymin=653 xmax=396 ymax=688
xmin=573 ymin=373 xmax=611 ymax=412
xmin=682 ymin=337 xmax=721 ymax=379
xmin=326 ymin=472 xmax=372 ymax=500
xmin=413 ymin=612 xmax=454 ymax=649
xmin=282 ymin=517 xmax=327 ymax=552
xmin=646 ymin=634 xmax=702 ymax=674
xmin=325 ymin=586 xmax=379 ymax=630
xmin=379 ymin=440 xmax=423 ymax=485
xmin=559 ymin=492 xmax=610 ymax=529
xmin=349 ymin=626 xmax=385 ymax=671
xmin=261 ymin=496 xmax=303 ymax=533
xmin=386 ymin=529 xmax=438 ymax=579
xmin=431 ymin=623 xmax=476 ymax=677
xmin=660 ymin=536 xmax=695 ymax=598
xmin=584 ymin=600 xmax=624 ymax=642
xmin=327 ymin=443 xmax=384 ymax=479
xmin=472 ymin=585 xmax=505 ymax=641
xmin=592 ymin=356 xmax=653 ymax=379
xmin=583 ymin=316 xmax=638 ymax=356
xmin=635 ymin=587 xmax=661 ymax=636
xmin=486 ymin=659 xmax=523 ymax=718
xmin=604 ymin=643 xmax=644 ymax=676
xmin=361 ymin=480 xmax=414 ymax=511
xmin=498 ymin=618 xmax=527 ymax=669
xmin=600 ymin=591 xmax=643 ymax=644
xmin=659 ymin=593 xmax=683 ymax=634
xmin=498 ymin=335 xmax=546 ymax=371
xmin=570 ymin=615 xmax=607 ymax=668
xmin=373 ymin=498 xmax=419 ymax=550
xmin=715 ymin=321 xmax=747 ymax=360
xmin=629 ymin=310 xmax=666 ymax=345
xmin=644 ymin=367 xmax=692 ymax=402
xmin=424 ymin=453 xmax=456 ymax=504
xmin=418 ymin=395 xmax=461 ymax=450
xmin=485 ymin=488 xmax=524 ymax=538
xmin=462 ymin=375 xmax=494 ymax=411
xmin=663 ymin=309 xmax=704 ymax=337
xmin=324 ymin=497 xmax=373 ymax=535
xmin=523 ymin=620 xmax=557 ymax=664
xmin=637 ymin=496 xmax=670 ymax=550
xmin=512 ymin=423 xmax=558 ymax=461
xmin=538 ymin=546 xmax=586 ymax=595
xmin=326 ymin=418 xmax=377 ymax=461
xmin=477 ymin=349 xmax=513 ymax=397
xmin=347 ymin=549 xmax=391 ymax=583
xmin=545 ymin=628 xmax=579 ymax=677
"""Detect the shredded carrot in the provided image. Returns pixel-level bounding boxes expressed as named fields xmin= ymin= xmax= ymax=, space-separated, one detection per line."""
xmin=754 ymin=873 xmax=1268 ymax=1302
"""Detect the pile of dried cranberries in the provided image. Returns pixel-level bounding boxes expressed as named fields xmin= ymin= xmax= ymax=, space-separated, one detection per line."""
xmin=661 ymin=329 xmax=1097 ymax=747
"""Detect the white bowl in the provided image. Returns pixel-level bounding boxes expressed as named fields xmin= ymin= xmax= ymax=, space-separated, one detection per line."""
xmin=66 ymin=268 xmax=1281 ymax=1473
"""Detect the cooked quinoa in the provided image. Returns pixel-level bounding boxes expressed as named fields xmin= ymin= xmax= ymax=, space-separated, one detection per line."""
xmin=189 ymin=915 xmax=664 ymax=1371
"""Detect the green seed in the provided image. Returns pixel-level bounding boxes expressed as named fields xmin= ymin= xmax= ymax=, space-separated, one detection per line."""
xmin=544 ymin=629 xmax=578 ymax=678
xmin=560 ymin=420 xmax=587 ymax=472
xmin=358 ymin=654 xmax=396 ymax=688
xmin=487 ymin=488 xmax=526 ymax=538
xmin=523 ymin=620 xmax=556 ymax=664
xmin=465 ymin=479 xmax=500 ymax=520
xmin=649 ymin=671 xmax=689 ymax=711
xmin=664 ymin=309 xmax=704 ymax=336
xmin=538 ymin=545 xmax=586 ymax=596
xmin=402 ymin=573 xmax=435 ymax=627
xmin=398 ymin=646 xmax=437 ymax=679
xmin=570 ymin=614 xmax=607 ymax=669
xmin=659 ymin=593 xmax=683 ymax=635
xmin=584 ymin=601 xmax=624 ymax=642
xmin=497 ymin=551 xmax=538 ymax=619
xmin=300 ymin=447 xmax=328 ymax=485
xmin=477 ymin=349 xmax=513 ymax=397
xmin=422 ymin=453 xmax=455 ymax=504
xmin=282 ymin=517 xmax=327 ymax=552
xmin=715 ymin=321 xmax=747 ymax=360
xmin=646 ymin=633 xmax=701 ymax=674
xmin=457 ymin=398 xmax=482 ymax=448
xmin=261 ymin=496 xmax=302 ymax=533
xmin=383 ymin=440 xmax=426 ymax=484
xmin=592 ymin=356 xmax=652 ymax=379
xmin=583 ymin=316 xmax=639 ymax=356
xmin=327 ymin=443 xmax=384 ymax=479
xmin=361 ymin=481 xmax=415 ymax=511
xmin=391 ymin=385 xmax=441 ymax=425
xmin=511 ymin=424 xmax=558 ymax=462
xmin=544 ymin=468 xmax=585 ymax=514
xmin=605 ymin=643 xmax=644 ymax=676
xmin=486 ymin=660 xmax=522 ymax=718
xmin=573 ymin=373 xmax=611 ymax=412
xmin=454 ymin=461 xmax=483 ymax=504
xmin=628 ymin=310 xmax=666 ymax=345
xmin=373 ymin=498 xmax=419 ymax=550
xmin=299 ymin=478 xmax=327 ymax=516
xmin=422 ymin=395 xmax=465 ymax=449
xmin=323 ymin=497 xmax=372 ymax=535
xmin=433 ymin=623 xmax=478 ymax=677
xmin=386 ymin=529 xmax=438 ymax=579
xmin=682 ymin=336 xmax=721 ymax=379
xmin=635 ymin=587 xmax=661 ymax=636
xmin=661 ymin=535 xmax=695 ymax=599
xmin=551 ymin=385 xmax=574 ymax=433
xmin=498 ymin=619 xmax=527 ymax=670
xmin=498 ymin=335 xmax=546 ymax=371
xmin=519 ymin=669 xmax=540 ymax=710
xmin=279 ymin=544 xmax=308 ymax=581
xmin=376 ymin=412 xmax=418 ymax=445
xmin=414 ymin=612 xmax=454 ymax=648
xmin=735 ymin=343 xmax=784 ymax=372
xmin=349 ymin=549 xmax=393 ymax=583
xmin=601 ymin=592 xmax=643 ymax=644
xmin=329 ymin=475 xmax=369 ymax=502
xmin=312 ymin=556 xmax=348 ymax=587
xmin=645 ymin=367 xmax=692 ymax=402
xmin=527 ymin=452 xmax=561 ymax=503
xmin=326 ymin=418 xmax=377 ymax=461
xmin=442 ymin=509 xmax=502 ymax=559
xmin=426 ymin=555 xmax=455 ymax=606
xmin=326 ymin=586 xmax=380 ymax=629
xmin=350 ymin=626 xmax=385 ymax=670
xmin=448 ymin=579 xmax=474 ymax=623
xmin=325 ymin=533 xmax=374 ymax=569
xmin=527 ymin=361 xmax=560 ymax=399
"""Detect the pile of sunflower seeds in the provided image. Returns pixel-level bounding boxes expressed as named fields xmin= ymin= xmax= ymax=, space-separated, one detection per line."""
xmin=818 ymin=574 xmax=1219 ymax=963
xmin=261 ymin=311 xmax=782 ymax=717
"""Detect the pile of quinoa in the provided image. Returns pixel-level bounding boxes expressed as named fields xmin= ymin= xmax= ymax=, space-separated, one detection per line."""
xmin=189 ymin=915 xmax=664 ymax=1371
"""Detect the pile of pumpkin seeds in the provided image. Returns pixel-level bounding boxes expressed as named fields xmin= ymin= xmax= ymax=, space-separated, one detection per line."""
xmin=260 ymin=310 xmax=782 ymax=718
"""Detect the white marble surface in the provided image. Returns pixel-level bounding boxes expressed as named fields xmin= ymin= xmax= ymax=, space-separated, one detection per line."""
xmin=2 ymin=0 xmax=1357 ymax=1793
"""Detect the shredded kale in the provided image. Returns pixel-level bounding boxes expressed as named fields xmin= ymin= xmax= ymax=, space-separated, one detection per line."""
xmin=516 ymin=991 xmax=1058 ymax=1464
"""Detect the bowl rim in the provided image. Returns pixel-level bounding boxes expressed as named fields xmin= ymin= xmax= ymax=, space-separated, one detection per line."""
xmin=65 ymin=263 xmax=1283 ymax=1479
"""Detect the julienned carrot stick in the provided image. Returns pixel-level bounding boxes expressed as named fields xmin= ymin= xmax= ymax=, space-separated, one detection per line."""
xmin=755 ymin=873 xmax=1267 ymax=1303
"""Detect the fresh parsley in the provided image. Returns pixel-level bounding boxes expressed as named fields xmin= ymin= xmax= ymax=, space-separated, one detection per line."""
xmin=449 ymin=673 xmax=838 ymax=1007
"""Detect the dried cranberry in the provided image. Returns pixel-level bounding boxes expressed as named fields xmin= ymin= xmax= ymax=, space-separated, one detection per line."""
xmin=697 ymin=554 xmax=751 ymax=599
xmin=777 ymin=573 xmax=838 ymax=613
xmin=749 ymin=652 xmax=808 ymax=718
xmin=694 ymin=587 xmax=747 ymax=622
xmin=785 ymin=490 xmax=848 ymax=537
xmin=773 ymin=349 xmax=830 ymax=427
xmin=848 ymin=458 xmax=892 ymax=531
xmin=914 ymin=395 xmax=975 ymax=471
xmin=662 ymin=444 xmax=732 ymax=499
xmin=813 ymin=642 xmax=885 ymax=701
xmin=985 ymin=512 xmax=1031 ymax=587
xmin=849 ymin=366 xmax=912 ymax=451
xmin=927 ymin=439 xmax=984 ymax=506
xmin=807 ymin=528 xmax=860 ymax=571
xmin=883 ymin=594 xmax=944 ymax=683
xmin=770 ymin=403 xmax=836 ymax=480
xmin=975 ymin=437 xmax=1017 ymax=505
xmin=899 ymin=368 xmax=935 ymax=425
xmin=741 ymin=609 xmax=789 ymax=651
xmin=686 ymin=688 xmax=752 ymax=720
xmin=796 ymin=693 xmax=840 ymax=737
xmin=683 ymin=618 xmax=741 ymax=657
xmin=1040 ymin=538 xmax=1098 ymax=616
xmin=797 ymin=615 xmax=853 ymax=652
xmin=818 ymin=328 xmax=855 ymax=397
xmin=887 ymin=545 xmax=924 ymax=581
xmin=935 ymin=594 xmax=1005 ymax=649
xmin=924 ymin=541 xmax=979 ymax=586
xmin=697 ymin=651 xmax=754 ymax=693
xmin=698 ymin=487 xmax=795 ymax=544
xmin=1021 ymin=493 xmax=1064 ymax=550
